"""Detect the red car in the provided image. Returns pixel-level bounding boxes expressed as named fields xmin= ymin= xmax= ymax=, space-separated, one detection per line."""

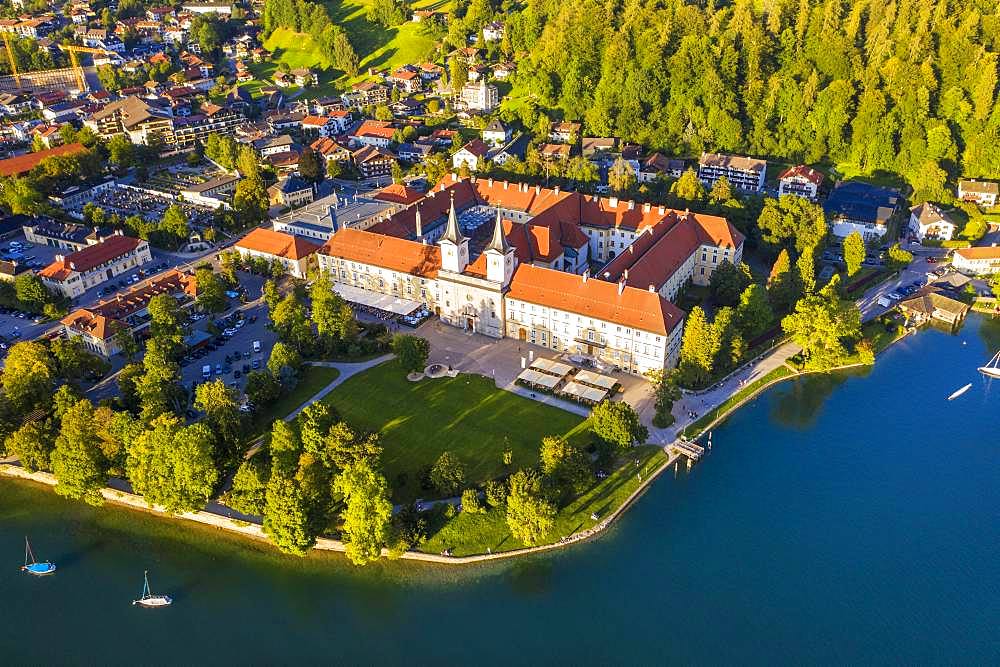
xmin=926 ymin=257 xmax=937 ymax=263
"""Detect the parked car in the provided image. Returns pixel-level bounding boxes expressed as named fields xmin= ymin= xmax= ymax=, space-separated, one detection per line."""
xmin=926 ymin=256 xmax=937 ymax=263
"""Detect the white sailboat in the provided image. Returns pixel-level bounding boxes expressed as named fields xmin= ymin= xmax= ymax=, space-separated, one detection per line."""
xmin=132 ymin=570 xmax=172 ymax=608
xmin=977 ymin=350 xmax=1000 ymax=379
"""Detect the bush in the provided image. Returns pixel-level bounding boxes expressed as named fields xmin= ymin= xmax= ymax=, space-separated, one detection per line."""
xmin=484 ymin=479 xmax=508 ymax=509
xmin=429 ymin=451 xmax=465 ymax=496
xmin=461 ymin=488 xmax=485 ymax=513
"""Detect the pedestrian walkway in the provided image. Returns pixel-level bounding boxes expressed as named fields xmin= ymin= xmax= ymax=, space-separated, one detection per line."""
xmin=285 ymin=354 xmax=394 ymax=420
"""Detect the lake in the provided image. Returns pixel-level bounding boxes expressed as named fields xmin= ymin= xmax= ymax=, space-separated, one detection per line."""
xmin=2 ymin=315 xmax=999 ymax=664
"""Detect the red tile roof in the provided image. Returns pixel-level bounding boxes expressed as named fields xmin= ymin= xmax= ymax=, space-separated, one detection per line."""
xmin=354 ymin=120 xmax=395 ymax=140
xmin=954 ymin=246 xmax=1000 ymax=260
xmin=40 ymin=233 xmax=143 ymax=280
xmin=320 ymin=228 xmax=440 ymax=279
xmin=778 ymin=164 xmax=824 ymax=186
xmin=507 ymin=264 xmax=683 ymax=336
xmin=236 ymin=228 xmax=320 ymax=260
xmin=0 ymin=143 xmax=86 ymax=177
xmin=373 ymin=183 xmax=423 ymax=205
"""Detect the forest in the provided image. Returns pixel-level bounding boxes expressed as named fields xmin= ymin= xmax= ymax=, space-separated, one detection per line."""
xmin=486 ymin=0 xmax=1000 ymax=200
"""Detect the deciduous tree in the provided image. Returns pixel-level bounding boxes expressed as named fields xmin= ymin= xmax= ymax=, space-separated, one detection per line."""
xmin=591 ymin=400 xmax=648 ymax=450
xmin=505 ymin=469 xmax=555 ymax=546
xmin=51 ymin=399 xmax=105 ymax=505
xmin=843 ymin=231 xmax=866 ymax=277
xmin=127 ymin=414 xmax=218 ymax=513
xmin=429 ymin=451 xmax=466 ymax=496
xmin=392 ymin=334 xmax=429 ymax=374
xmin=332 ymin=458 xmax=393 ymax=565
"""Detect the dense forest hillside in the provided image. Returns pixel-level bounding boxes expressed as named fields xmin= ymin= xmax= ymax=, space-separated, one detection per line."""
xmin=490 ymin=0 xmax=1000 ymax=199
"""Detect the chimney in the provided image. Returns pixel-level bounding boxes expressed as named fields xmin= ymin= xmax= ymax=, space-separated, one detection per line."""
xmin=582 ymin=268 xmax=589 ymax=283
xmin=503 ymin=180 xmax=508 ymax=190
xmin=643 ymin=202 xmax=651 ymax=213
xmin=554 ymin=185 xmax=560 ymax=196
xmin=535 ymin=185 xmax=541 ymax=195
xmin=55 ymin=254 xmax=64 ymax=263
xmin=451 ymin=172 xmax=458 ymax=182
xmin=69 ymin=261 xmax=76 ymax=270
xmin=618 ymin=275 xmax=626 ymax=295
xmin=488 ymin=177 xmax=493 ymax=187
xmin=684 ymin=208 xmax=690 ymax=216
xmin=609 ymin=197 xmax=618 ymax=208
xmin=603 ymin=272 xmax=611 ymax=279
xmin=648 ymin=284 xmax=655 ymax=292
xmin=658 ymin=206 xmax=665 ymax=214
xmin=628 ymin=200 xmax=635 ymax=210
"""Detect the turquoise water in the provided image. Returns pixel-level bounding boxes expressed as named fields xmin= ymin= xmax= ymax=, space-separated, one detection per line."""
xmin=2 ymin=315 xmax=999 ymax=664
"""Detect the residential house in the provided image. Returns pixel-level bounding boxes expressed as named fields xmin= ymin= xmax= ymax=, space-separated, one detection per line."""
xmin=234 ymin=227 xmax=320 ymax=279
xmin=638 ymin=153 xmax=685 ymax=183
xmin=342 ymin=81 xmax=389 ymax=108
xmin=290 ymin=68 xmax=317 ymax=87
xmin=387 ymin=67 xmax=422 ymax=93
xmin=0 ymin=93 xmax=33 ymax=116
xmin=84 ymin=96 xmax=174 ymax=146
xmin=352 ymin=145 xmax=396 ymax=179
xmin=698 ymin=152 xmax=767 ymax=193
xmin=489 ymin=133 xmax=529 ymax=166
xmin=581 ymin=137 xmax=617 ymax=159
xmin=778 ymin=165 xmax=824 ymax=200
xmin=39 ymin=232 xmax=152 ymax=298
xmin=952 ymin=246 xmax=1000 ymax=275
xmin=352 ymin=120 xmax=395 ymax=149
xmin=268 ymin=174 xmax=314 ymax=208
xmin=460 ymin=80 xmax=499 ymax=112
xmin=958 ymin=179 xmax=998 ymax=208
xmin=310 ymin=137 xmax=352 ymax=164
xmin=482 ymin=119 xmax=511 ymax=146
xmin=897 ymin=287 xmax=970 ymax=327
xmin=824 ymin=181 xmax=901 ymax=241
xmin=540 ymin=143 xmax=571 ymax=161
xmin=396 ymin=142 xmax=433 ymax=163
xmin=549 ymin=121 xmax=582 ymax=144
xmin=908 ymin=202 xmax=957 ymax=241
xmin=452 ymin=139 xmax=489 ymax=172
xmin=482 ymin=21 xmax=504 ymax=41
xmin=22 ymin=218 xmax=108 ymax=251
xmin=257 ymin=134 xmax=296 ymax=157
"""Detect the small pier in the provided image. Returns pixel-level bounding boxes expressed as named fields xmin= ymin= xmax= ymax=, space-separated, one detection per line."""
xmin=668 ymin=440 xmax=705 ymax=462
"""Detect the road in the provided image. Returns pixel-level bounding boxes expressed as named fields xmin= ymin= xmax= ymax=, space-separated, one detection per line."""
xmin=857 ymin=245 xmax=949 ymax=322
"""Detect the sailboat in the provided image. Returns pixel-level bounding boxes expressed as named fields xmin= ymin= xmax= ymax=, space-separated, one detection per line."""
xmin=977 ymin=350 xmax=1000 ymax=379
xmin=21 ymin=537 xmax=56 ymax=576
xmin=132 ymin=570 xmax=172 ymax=608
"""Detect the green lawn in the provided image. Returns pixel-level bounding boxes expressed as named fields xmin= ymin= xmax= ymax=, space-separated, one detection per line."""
xmin=322 ymin=359 xmax=590 ymax=502
xmin=421 ymin=445 xmax=668 ymax=556
xmin=251 ymin=365 xmax=340 ymax=435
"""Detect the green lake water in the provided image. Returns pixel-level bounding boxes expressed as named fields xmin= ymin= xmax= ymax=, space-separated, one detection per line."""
xmin=2 ymin=315 xmax=999 ymax=664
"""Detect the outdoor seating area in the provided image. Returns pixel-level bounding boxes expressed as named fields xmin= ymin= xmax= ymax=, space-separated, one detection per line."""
xmin=332 ymin=283 xmax=426 ymax=323
xmin=514 ymin=356 xmax=621 ymax=405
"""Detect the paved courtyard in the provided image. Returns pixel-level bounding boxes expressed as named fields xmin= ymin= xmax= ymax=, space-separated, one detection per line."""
xmin=416 ymin=318 xmax=655 ymax=420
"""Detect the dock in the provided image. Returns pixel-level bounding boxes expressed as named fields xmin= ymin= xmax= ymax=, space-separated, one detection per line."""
xmin=668 ymin=440 xmax=705 ymax=462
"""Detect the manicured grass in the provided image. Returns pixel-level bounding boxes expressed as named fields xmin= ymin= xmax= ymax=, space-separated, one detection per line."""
xmin=421 ymin=445 xmax=669 ymax=556
xmin=323 ymin=359 xmax=590 ymax=502
xmin=251 ymin=365 xmax=341 ymax=434
xmin=683 ymin=366 xmax=794 ymax=438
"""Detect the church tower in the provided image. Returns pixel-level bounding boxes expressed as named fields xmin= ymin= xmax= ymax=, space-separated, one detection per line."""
xmin=483 ymin=205 xmax=515 ymax=286
xmin=438 ymin=192 xmax=469 ymax=273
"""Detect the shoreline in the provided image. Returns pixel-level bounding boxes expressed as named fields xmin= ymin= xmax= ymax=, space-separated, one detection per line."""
xmin=0 ymin=327 xmax=912 ymax=567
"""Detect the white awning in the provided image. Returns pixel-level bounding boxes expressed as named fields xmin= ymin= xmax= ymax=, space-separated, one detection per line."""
xmin=331 ymin=283 xmax=423 ymax=316
xmin=529 ymin=357 xmax=574 ymax=378
xmin=573 ymin=369 xmax=618 ymax=390
xmin=516 ymin=368 xmax=562 ymax=389
xmin=561 ymin=381 xmax=609 ymax=403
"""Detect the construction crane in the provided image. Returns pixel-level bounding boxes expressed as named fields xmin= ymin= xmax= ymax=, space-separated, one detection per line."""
xmin=1 ymin=32 xmax=20 ymax=89
xmin=57 ymin=44 xmax=116 ymax=93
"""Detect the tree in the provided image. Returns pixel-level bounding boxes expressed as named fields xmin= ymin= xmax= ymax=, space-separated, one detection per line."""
xmin=430 ymin=451 xmax=466 ymax=496
xmin=843 ymin=231 xmax=866 ymax=277
xmin=263 ymin=466 xmax=315 ymax=556
xmin=245 ymin=370 xmax=280 ymax=410
xmin=233 ymin=175 xmax=268 ymax=227
xmin=267 ymin=341 xmax=303 ymax=382
xmin=709 ymin=175 xmax=735 ymax=204
xmin=194 ymin=379 xmax=244 ymax=454
xmin=161 ymin=204 xmax=190 ymax=246
xmin=608 ymin=157 xmax=636 ymax=194
xmin=677 ymin=306 xmax=719 ymax=387
xmin=227 ymin=457 xmax=270 ymax=515
xmin=107 ymin=135 xmax=136 ymax=169
xmin=5 ymin=420 xmax=54 ymax=472
xmin=505 ymin=469 xmax=555 ymax=546
xmin=756 ymin=196 xmax=828 ymax=254
xmin=781 ymin=276 xmax=862 ymax=370
xmin=736 ymin=283 xmax=773 ymax=340
xmin=887 ymin=243 xmax=914 ymax=270
xmin=271 ymin=295 xmax=312 ymax=352
xmin=325 ymin=421 xmax=382 ymax=470
xmin=195 ymin=268 xmax=228 ymax=313
xmin=127 ymin=414 xmax=218 ymax=513
xmin=461 ymin=488 xmax=485 ymax=513
xmin=796 ymin=247 xmax=816 ymax=296
xmin=449 ymin=56 xmax=467 ymax=91
xmin=368 ymin=0 xmax=407 ymax=27
xmin=269 ymin=418 xmax=302 ymax=473
xmin=298 ymin=147 xmax=323 ymax=184
xmin=297 ymin=402 xmax=336 ymax=459
xmin=539 ymin=435 xmax=591 ymax=494
xmin=14 ymin=273 xmax=51 ymax=309
xmin=646 ymin=369 xmax=681 ymax=428
xmin=262 ymin=279 xmax=281 ymax=311
xmin=112 ymin=322 xmax=140 ymax=361
xmin=767 ymin=249 xmax=798 ymax=312
xmin=670 ymin=167 xmax=706 ymax=201
xmin=311 ymin=273 xmax=357 ymax=346
xmin=709 ymin=261 xmax=752 ymax=306
xmin=2 ymin=341 xmax=54 ymax=415
xmin=51 ymin=399 xmax=105 ymax=506
xmin=591 ymin=400 xmax=648 ymax=450
xmin=326 ymin=159 xmax=342 ymax=179
xmin=392 ymin=334 xmax=429 ymax=374
xmin=51 ymin=337 xmax=108 ymax=383
xmin=332 ymin=458 xmax=393 ymax=565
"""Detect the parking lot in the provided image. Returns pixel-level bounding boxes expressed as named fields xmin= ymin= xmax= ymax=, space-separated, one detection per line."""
xmin=74 ymin=183 xmax=215 ymax=228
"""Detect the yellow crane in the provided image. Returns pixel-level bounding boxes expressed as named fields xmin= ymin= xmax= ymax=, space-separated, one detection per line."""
xmin=57 ymin=44 xmax=116 ymax=92
xmin=1 ymin=32 xmax=20 ymax=89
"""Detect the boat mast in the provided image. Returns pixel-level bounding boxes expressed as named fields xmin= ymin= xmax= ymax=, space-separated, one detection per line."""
xmin=24 ymin=537 xmax=34 ymax=566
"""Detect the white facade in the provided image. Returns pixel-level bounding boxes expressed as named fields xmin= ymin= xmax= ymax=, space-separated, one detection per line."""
xmin=952 ymin=247 xmax=1000 ymax=275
